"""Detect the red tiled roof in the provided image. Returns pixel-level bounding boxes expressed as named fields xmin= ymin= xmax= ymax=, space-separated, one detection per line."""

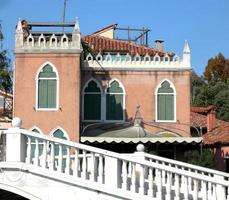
xmin=203 ymin=120 xmax=229 ymax=145
xmin=190 ymin=111 xmax=207 ymax=127
xmin=82 ymin=35 xmax=171 ymax=56
xmin=190 ymin=105 xmax=216 ymax=113
xmin=191 ymin=109 xmax=229 ymax=145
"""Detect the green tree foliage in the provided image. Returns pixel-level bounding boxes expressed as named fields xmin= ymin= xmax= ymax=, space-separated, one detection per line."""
xmin=184 ymin=149 xmax=216 ymax=169
xmin=0 ymin=50 xmax=12 ymax=93
xmin=192 ymin=53 xmax=229 ymax=121
xmin=204 ymin=53 xmax=229 ymax=82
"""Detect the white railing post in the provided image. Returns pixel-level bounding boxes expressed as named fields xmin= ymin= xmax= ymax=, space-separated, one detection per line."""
xmin=5 ymin=117 xmax=26 ymax=162
xmin=105 ymin=156 xmax=121 ymax=189
xmin=215 ymin=174 xmax=226 ymax=200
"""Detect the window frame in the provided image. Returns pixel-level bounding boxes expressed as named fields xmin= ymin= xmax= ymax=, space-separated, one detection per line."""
xmin=35 ymin=62 xmax=59 ymax=111
xmin=155 ymin=79 xmax=176 ymax=123
xmin=105 ymin=79 xmax=125 ymax=122
xmin=82 ymin=79 xmax=102 ymax=122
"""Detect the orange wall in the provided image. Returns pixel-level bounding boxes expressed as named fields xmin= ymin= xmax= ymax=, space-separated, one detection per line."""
xmin=82 ymin=70 xmax=191 ymax=136
xmin=14 ymin=53 xmax=81 ymax=142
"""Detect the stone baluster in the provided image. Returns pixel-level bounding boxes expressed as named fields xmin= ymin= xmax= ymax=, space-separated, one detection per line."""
xmin=34 ymin=138 xmax=39 ymax=166
xmin=57 ymin=144 xmax=63 ymax=173
xmin=41 ymin=140 xmax=47 ymax=168
xmin=202 ymin=181 xmax=207 ymax=200
xmin=131 ymin=164 xmax=136 ymax=192
xmin=98 ymin=155 xmax=103 ymax=184
xmin=122 ymin=160 xmax=128 ymax=190
xmin=215 ymin=174 xmax=226 ymax=200
xmin=174 ymin=173 xmax=180 ymax=200
xmin=90 ymin=152 xmax=95 ymax=182
xmin=207 ymin=182 xmax=212 ymax=199
xmin=165 ymin=171 xmax=171 ymax=200
xmin=183 ymin=176 xmax=189 ymax=200
xmin=139 ymin=164 xmax=145 ymax=194
xmin=156 ymin=169 xmax=162 ymax=199
xmin=147 ymin=167 xmax=153 ymax=197
xmin=193 ymin=179 xmax=198 ymax=200
xmin=73 ymin=149 xmax=79 ymax=177
xmin=82 ymin=150 xmax=87 ymax=179
xmin=26 ymin=136 xmax=32 ymax=164
xmin=49 ymin=142 xmax=55 ymax=171
xmin=212 ymin=184 xmax=217 ymax=199
xmin=65 ymin=146 xmax=70 ymax=175
xmin=227 ymin=187 xmax=229 ymax=200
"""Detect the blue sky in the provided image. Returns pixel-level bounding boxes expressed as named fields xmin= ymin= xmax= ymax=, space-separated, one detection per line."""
xmin=0 ymin=0 xmax=229 ymax=75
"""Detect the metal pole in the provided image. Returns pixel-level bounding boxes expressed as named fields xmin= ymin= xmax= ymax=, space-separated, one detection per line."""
xmin=200 ymin=126 xmax=203 ymax=157
xmin=62 ymin=0 xmax=67 ymax=32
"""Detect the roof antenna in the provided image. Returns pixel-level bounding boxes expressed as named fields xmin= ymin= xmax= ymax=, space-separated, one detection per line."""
xmin=62 ymin=0 xmax=68 ymax=32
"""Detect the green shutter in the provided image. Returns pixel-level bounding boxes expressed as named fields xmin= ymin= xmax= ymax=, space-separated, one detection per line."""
xmin=38 ymin=65 xmax=57 ymax=109
xmin=158 ymin=81 xmax=173 ymax=93
xmin=38 ymin=80 xmax=48 ymax=108
xmin=158 ymin=95 xmax=166 ymax=120
xmin=47 ymin=80 xmax=56 ymax=108
xmin=157 ymin=94 xmax=174 ymax=120
xmin=39 ymin=65 xmax=57 ymax=78
xmin=106 ymin=94 xmax=123 ymax=120
xmin=165 ymin=95 xmax=174 ymax=120
xmin=84 ymin=94 xmax=101 ymax=120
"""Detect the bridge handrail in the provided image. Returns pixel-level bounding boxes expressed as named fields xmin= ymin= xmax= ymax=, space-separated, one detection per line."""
xmin=2 ymin=125 xmax=229 ymax=200
xmin=140 ymin=151 xmax=229 ymax=179
xmin=2 ymin=128 xmax=229 ymax=186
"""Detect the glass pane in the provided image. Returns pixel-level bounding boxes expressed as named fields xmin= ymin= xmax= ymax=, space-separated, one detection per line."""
xmin=106 ymin=94 xmax=123 ymax=120
xmin=84 ymin=94 xmax=101 ymax=120
xmin=84 ymin=80 xmax=101 ymax=93
xmin=107 ymin=81 xmax=123 ymax=93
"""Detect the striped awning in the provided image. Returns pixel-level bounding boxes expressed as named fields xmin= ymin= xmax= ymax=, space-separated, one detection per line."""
xmin=81 ymin=136 xmax=202 ymax=144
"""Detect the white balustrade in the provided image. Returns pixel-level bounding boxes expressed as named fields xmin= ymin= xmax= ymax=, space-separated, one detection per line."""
xmin=83 ymin=52 xmax=191 ymax=70
xmin=1 ymin=122 xmax=229 ymax=200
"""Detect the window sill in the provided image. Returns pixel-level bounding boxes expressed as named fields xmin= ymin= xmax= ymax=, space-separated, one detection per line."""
xmin=155 ymin=120 xmax=177 ymax=123
xmin=35 ymin=108 xmax=59 ymax=111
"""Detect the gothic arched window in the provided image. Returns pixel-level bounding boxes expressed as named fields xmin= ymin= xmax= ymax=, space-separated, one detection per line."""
xmin=83 ymin=80 xmax=102 ymax=120
xmin=37 ymin=63 xmax=58 ymax=110
xmin=156 ymin=80 xmax=176 ymax=121
xmin=106 ymin=80 xmax=124 ymax=120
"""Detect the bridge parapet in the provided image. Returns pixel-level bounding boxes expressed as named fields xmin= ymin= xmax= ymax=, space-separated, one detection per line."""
xmin=0 ymin=118 xmax=229 ymax=200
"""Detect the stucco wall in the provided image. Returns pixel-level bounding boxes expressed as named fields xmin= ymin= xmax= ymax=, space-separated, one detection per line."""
xmin=14 ymin=53 xmax=81 ymax=142
xmin=82 ymin=70 xmax=191 ymax=136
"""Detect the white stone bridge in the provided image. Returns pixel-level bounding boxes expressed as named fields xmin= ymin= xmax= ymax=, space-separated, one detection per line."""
xmin=0 ymin=118 xmax=229 ymax=200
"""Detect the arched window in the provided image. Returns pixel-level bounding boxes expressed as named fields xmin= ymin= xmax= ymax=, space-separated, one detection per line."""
xmin=83 ymin=80 xmax=102 ymax=120
xmin=52 ymin=129 xmax=68 ymax=170
xmin=52 ymin=129 xmax=68 ymax=156
xmin=30 ymin=128 xmax=43 ymax=158
xmin=156 ymin=80 xmax=176 ymax=121
xmin=37 ymin=64 xmax=58 ymax=109
xmin=106 ymin=80 xmax=124 ymax=120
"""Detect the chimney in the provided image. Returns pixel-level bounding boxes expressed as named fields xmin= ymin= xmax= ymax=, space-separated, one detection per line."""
xmin=155 ymin=39 xmax=164 ymax=51
xmin=207 ymin=109 xmax=216 ymax=132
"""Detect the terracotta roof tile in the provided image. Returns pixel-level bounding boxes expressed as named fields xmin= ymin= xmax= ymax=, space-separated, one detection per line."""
xmin=190 ymin=105 xmax=216 ymax=113
xmin=191 ymin=109 xmax=229 ymax=145
xmin=82 ymin=35 xmax=172 ymax=56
